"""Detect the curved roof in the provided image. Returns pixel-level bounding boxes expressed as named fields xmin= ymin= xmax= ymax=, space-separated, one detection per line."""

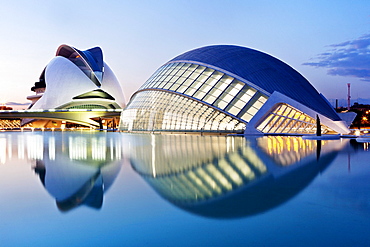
xmin=170 ymin=45 xmax=340 ymax=121
xmin=73 ymin=89 xmax=115 ymax=100
xmin=56 ymin=45 xmax=103 ymax=86
xmin=56 ymin=45 xmax=103 ymax=73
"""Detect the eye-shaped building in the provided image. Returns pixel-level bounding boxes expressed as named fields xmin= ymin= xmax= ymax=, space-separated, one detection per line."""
xmin=119 ymin=45 xmax=349 ymax=135
xmin=25 ymin=45 xmax=126 ymax=128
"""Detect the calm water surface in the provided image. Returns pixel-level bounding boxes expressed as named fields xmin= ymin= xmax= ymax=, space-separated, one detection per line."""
xmin=0 ymin=132 xmax=369 ymax=246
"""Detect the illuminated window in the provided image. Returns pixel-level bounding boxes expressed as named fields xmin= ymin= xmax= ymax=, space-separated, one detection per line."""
xmin=127 ymin=62 xmax=273 ymax=133
xmin=256 ymin=103 xmax=335 ymax=134
xmin=120 ymin=90 xmax=246 ymax=133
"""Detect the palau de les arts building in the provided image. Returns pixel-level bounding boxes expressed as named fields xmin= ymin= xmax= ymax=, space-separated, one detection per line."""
xmin=119 ymin=45 xmax=350 ymax=135
xmin=22 ymin=44 xmax=126 ymax=129
xmin=0 ymin=44 xmax=350 ymax=135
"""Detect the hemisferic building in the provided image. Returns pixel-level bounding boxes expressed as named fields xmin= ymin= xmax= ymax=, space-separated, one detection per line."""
xmin=119 ymin=45 xmax=349 ymax=135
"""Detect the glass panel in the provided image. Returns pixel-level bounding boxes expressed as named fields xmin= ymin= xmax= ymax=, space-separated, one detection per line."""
xmin=214 ymin=80 xmax=229 ymax=91
xmin=175 ymin=68 xmax=186 ymax=77
xmin=194 ymin=66 xmax=206 ymax=73
xmin=252 ymin=100 xmax=263 ymax=110
xmin=275 ymin=117 xmax=289 ymax=133
xmin=299 ymin=114 xmax=307 ymax=121
xmin=264 ymin=115 xmax=280 ymax=132
xmin=210 ymin=71 xmax=223 ymax=80
xmin=169 ymin=75 xmax=179 ymax=83
xmin=177 ymin=85 xmax=188 ymax=93
xmin=175 ymin=76 xmax=187 ymax=86
xmin=258 ymin=96 xmax=268 ymax=103
xmin=257 ymin=114 xmax=274 ymax=131
xmin=234 ymin=82 xmax=244 ymax=90
xmin=287 ymin=109 xmax=296 ymax=118
xmin=291 ymin=121 xmax=304 ymax=133
xmin=241 ymin=112 xmax=253 ymax=122
xmin=247 ymin=88 xmax=257 ymax=96
xmin=163 ymin=81 xmax=174 ymax=90
xmin=204 ymin=95 xmax=217 ymax=104
xmin=275 ymin=105 xmax=286 ymax=115
xmin=192 ymin=81 xmax=203 ymax=90
xmin=228 ymin=106 xmax=241 ymax=116
xmin=187 ymin=64 xmax=198 ymax=71
xmin=193 ymin=91 xmax=206 ymax=100
xmin=233 ymin=100 xmax=246 ymax=109
xmin=189 ymin=71 xmax=201 ymax=80
xmin=199 ymin=68 xmax=213 ymax=77
xmin=182 ymin=70 xmax=193 ymax=78
xmin=221 ymin=94 xmax=234 ymax=104
xmin=205 ymin=77 xmax=220 ymax=87
xmin=157 ymin=80 xmax=167 ymax=89
xmin=169 ymin=67 xmax=179 ymax=76
xmin=294 ymin=112 xmax=301 ymax=119
xmin=181 ymin=63 xmax=191 ymax=70
xmin=239 ymin=93 xmax=252 ymax=103
xmin=184 ymin=88 xmax=197 ymax=96
xmin=181 ymin=77 xmax=194 ymax=87
xmin=214 ymin=100 xmax=228 ymax=110
xmin=281 ymin=119 xmax=294 ymax=133
xmin=197 ymin=74 xmax=210 ymax=83
xmin=219 ymin=75 xmax=233 ymax=85
xmin=210 ymin=88 xmax=223 ymax=98
xmin=229 ymin=87 xmax=240 ymax=96
xmin=201 ymin=85 xmax=214 ymax=95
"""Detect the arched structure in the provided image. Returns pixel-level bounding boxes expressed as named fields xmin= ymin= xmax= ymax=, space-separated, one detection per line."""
xmin=119 ymin=45 xmax=349 ymax=135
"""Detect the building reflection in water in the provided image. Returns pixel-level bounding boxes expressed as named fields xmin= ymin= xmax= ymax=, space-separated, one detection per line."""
xmin=129 ymin=134 xmax=348 ymax=218
xmin=0 ymin=132 xmax=123 ymax=212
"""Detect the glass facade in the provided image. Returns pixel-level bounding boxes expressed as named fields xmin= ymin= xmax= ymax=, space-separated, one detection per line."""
xmin=120 ymin=62 xmax=268 ymax=133
xmin=0 ymin=119 xmax=30 ymax=129
xmin=66 ymin=104 xmax=109 ymax=110
xmin=256 ymin=104 xmax=334 ymax=134
xmin=120 ymin=90 xmax=246 ymax=133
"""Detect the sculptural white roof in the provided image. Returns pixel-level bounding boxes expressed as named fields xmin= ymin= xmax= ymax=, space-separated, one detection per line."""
xmin=31 ymin=44 xmax=125 ymax=110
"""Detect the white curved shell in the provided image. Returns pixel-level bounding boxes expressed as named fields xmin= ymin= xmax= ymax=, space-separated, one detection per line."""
xmin=32 ymin=56 xmax=98 ymax=109
xmin=31 ymin=44 xmax=126 ymax=110
xmin=101 ymin=62 xmax=126 ymax=108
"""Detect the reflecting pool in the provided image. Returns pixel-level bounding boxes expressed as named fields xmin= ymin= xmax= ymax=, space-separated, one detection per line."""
xmin=0 ymin=132 xmax=369 ymax=246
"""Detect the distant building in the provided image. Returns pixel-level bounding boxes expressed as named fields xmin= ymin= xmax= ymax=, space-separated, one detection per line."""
xmin=350 ymin=102 xmax=370 ymax=112
xmin=0 ymin=105 xmax=23 ymax=129
xmin=0 ymin=106 xmax=12 ymax=110
xmin=119 ymin=45 xmax=349 ymax=135
xmin=348 ymin=102 xmax=370 ymax=128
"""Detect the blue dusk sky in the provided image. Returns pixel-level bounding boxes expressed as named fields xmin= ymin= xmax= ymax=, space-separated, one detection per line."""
xmin=0 ymin=0 xmax=369 ymax=106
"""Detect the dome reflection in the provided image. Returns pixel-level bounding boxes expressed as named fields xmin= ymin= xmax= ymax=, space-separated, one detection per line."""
xmin=129 ymin=134 xmax=347 ymax=218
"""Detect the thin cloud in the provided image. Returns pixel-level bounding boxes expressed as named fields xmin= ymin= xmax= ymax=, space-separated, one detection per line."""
xmin=303 ymin=34 xmax=370 ymax=81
